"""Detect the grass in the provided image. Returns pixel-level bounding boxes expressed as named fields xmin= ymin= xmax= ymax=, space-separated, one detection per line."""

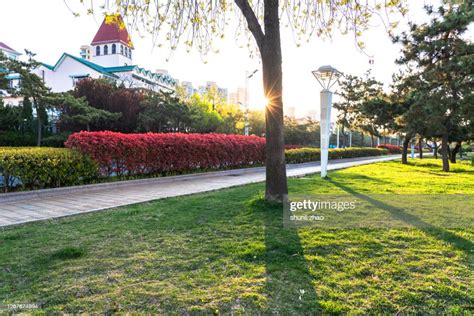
xmin=0 ymin=158 xmax=473 ymax=314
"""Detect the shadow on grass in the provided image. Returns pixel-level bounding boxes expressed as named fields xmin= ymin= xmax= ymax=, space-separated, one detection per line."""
xmin=451 ymin=169 xmax=474 ymax=174
xmin=333 ymin=173 xmax=390 ymax=184
xmin=416 ymin=169 xmax=450 ymax=177
xmin=329 ymin=180 xmax=474 ymax=255
xmin=248 ymin=197 xmax=321 ymax=313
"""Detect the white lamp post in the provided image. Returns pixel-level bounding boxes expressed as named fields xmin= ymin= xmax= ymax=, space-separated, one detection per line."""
xmin=312 ymin=65 xmax=342 ymax=178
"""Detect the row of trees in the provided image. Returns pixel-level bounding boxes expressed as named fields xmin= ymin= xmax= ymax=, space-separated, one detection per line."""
xmin=1 ymin=58 xmax=328 ymax=146
xmin=333 ymin=4 xmax=473 ymax=172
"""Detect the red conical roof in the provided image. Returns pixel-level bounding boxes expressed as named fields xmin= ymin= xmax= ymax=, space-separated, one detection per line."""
xmin=91 ymin=15 xmax=133 ymax=48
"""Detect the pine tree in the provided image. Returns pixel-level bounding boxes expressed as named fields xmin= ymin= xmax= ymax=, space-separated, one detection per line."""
xmin=44 ymin=93 xmax=121 ymax=132
xmin=394 ymin=3 xmax=474 ymax=171
xmin=0 ymin=52 xmax=53 ymax=146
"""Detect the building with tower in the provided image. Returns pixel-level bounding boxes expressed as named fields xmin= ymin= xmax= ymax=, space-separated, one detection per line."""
xmin=32 ymin=15 xmax=177 ymax=93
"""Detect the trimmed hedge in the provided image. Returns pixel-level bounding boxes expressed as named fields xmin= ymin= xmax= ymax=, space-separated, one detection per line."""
xmin=42 ymin=133 xmax=71 ymax=148
xmin=66 ymin=131 xmax=266 ymax=177
xmin=0 ymin=136 xmax=392 ymax=193
xmin=286 ymin=147 xmax=388 ymax=164
xmin=285 ymin=144 xmax=304 ymax=150
xmin=0 ymin=147 xmax=98 ymax=192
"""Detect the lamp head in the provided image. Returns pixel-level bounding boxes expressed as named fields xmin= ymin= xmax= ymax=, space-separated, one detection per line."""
xmin=312 ymin=65 xmax=342 ymax=90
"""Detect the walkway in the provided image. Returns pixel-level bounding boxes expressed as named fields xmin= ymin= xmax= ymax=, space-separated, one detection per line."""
xmin=0 ymin=155 xmax=402 ymax=227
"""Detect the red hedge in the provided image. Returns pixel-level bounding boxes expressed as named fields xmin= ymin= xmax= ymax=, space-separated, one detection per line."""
xmin=65 ymin=131 xmax=266 ymax=177
xmin=376 ymin=144 xmax=402 ymax=154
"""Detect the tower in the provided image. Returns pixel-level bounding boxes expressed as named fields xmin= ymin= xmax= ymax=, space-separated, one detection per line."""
xmin=90 ymin=15 xmax=134 ymax=67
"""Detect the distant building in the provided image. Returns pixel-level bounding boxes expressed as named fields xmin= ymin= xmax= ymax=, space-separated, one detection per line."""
xmin=0 ymin=42 xmax=22 ymax=105
xmin=181 ymin=81 xmax=196 ymax=96
xmin=198 ymin=81 xmax=228 ymax=102
xmin=307 ymin=110 xmax=318 ymax=121
xmin=0 ymin=42 xmax=21 ymax=60
xmin=229 ymin=87 xmax=247 ymax=105
xmin=286 ymin=106 xmax=296 ymax=118
xmin=79 ymin=45 xmax=92 ymax=61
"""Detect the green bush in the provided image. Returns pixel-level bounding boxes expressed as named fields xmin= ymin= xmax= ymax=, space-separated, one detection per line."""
xmin=42 ymin=133 xmax=71 ymax=148
xmin=461 ymin=143 xmax=472 ymax=153
xmin=0 ymin=132 xmax=36 ymax=147
xmin=0 ymin=147 xmax=98 ymax=192
xmin=286 ymin=147 xmax=388 ymax=164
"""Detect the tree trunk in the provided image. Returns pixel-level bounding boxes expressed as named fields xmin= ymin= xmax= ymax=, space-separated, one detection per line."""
xmin=450 ymin=142 xmax=461 ymax=163
xmin=262 ymin=0 xmax=287 ymax=202
xmin=341 ymin=126 xmax=346 ymax=148
xmin=441 ymin=133 xmax=450 ymax=172
xmin=431 ymin=140 xmax=439 ymax=159
xmin=235 ymin=0 xmax=287 ymax=202
xmin=371 ymin=136 xmax=375 ymax=148
xmin=418 ymin=138 xmax=423 ymax=159
xmin=361 ymin=132 xmax=364 ymax=147
xmin=33 ymin=96 xmax=42 ymax=147
xmin=402 ymin=136 xmax=410 ymax=164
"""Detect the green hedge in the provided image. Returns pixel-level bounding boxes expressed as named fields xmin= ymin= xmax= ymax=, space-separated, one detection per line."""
xmin=0 ymin=146 xmax=388 ymax=193
xmin=0 ymin=132 xmax=36 ymax=147
xmin=286 ymin=147 xmax=388 ymax=164
xmin=42 ymin=133 xmax=71 ymax=148
xmin=0 ymin=147 xmax=98 ymax=192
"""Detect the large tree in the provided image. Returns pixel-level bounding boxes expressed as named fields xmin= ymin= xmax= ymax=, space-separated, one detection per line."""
xmin=349 ymin=73 xmax=388 ymax=147
xmin=139 ymin=90 xmax=193 ymax=132
xmin=0 ymin=53 xmax=53 ymax=146
xmin=333 ymin=74 xmax=364 ymax=148
xmin=45 ymin=93 xmax=121 ymax=132
xmin=73 ymin=78 xmax=145 ymax=132
xmin=79 ymin=1 xmax=406 ymax=201
xmin=393 ymin=3 xmax=474 ymax=171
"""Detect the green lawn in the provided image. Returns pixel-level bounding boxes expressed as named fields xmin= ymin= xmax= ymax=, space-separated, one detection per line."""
xmin=0 ymin=158 xmax=473 ymax=314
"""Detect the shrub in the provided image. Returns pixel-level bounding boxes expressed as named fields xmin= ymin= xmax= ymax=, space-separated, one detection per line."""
xmin=0 ymin=132 xmax=36 ymax=147
xmin=377 ymin=144 xmax=402 ymax=154
xmin=0 ymin=147 xmax=98 ymax=192
xmin=461 ymin=144 xmax=472 ymax=153
xmin=65 ymin=131 xmax=266 ymax=177
xmin=286 ymin=147 xmax=388 ymax=164
xmin=285 ymin=144 xmax=304 ymax=150
xmin=41 ymin=133 xmax=71 ymax=148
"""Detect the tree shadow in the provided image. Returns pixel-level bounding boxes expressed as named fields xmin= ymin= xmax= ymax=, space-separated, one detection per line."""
xmin=328 ymin=180 xmax=473 ymax=255
xmin=248 ymin=197 xmax=321 ymax=313
xmin=415 ymin=169 xmax=450 ymax=176
xmin=451 ymin=169 xmax=474 ymax=174
xmin=335 ymin=173 xmax=390 ymax=184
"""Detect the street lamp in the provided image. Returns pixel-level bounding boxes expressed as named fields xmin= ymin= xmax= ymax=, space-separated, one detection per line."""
xmin=245 ymin=69 xmax=259 ymax=136
xmin=312 ymin=65 xmax=342 ymax=178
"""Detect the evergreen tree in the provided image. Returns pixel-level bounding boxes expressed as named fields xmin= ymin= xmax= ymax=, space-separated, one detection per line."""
xmin=45 ymin=93 xmax=121 ymax=132
xmin=350 ymin=72 xmax=387 ymax=147
xmin=394 ymin=3 xmax=474 ymax=171
xmin=0 ymin=51 xmax=54 ymax=146
xmin=333 ymin=74 xmax=363 ymax=147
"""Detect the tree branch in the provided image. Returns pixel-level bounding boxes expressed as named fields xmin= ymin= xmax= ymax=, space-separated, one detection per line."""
xmin=234 ymin=0 xmax=265 ymax=52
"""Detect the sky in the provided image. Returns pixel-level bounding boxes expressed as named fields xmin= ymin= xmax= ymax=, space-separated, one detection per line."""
xmin=0 ymin=0 xmax=462 ymax=118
